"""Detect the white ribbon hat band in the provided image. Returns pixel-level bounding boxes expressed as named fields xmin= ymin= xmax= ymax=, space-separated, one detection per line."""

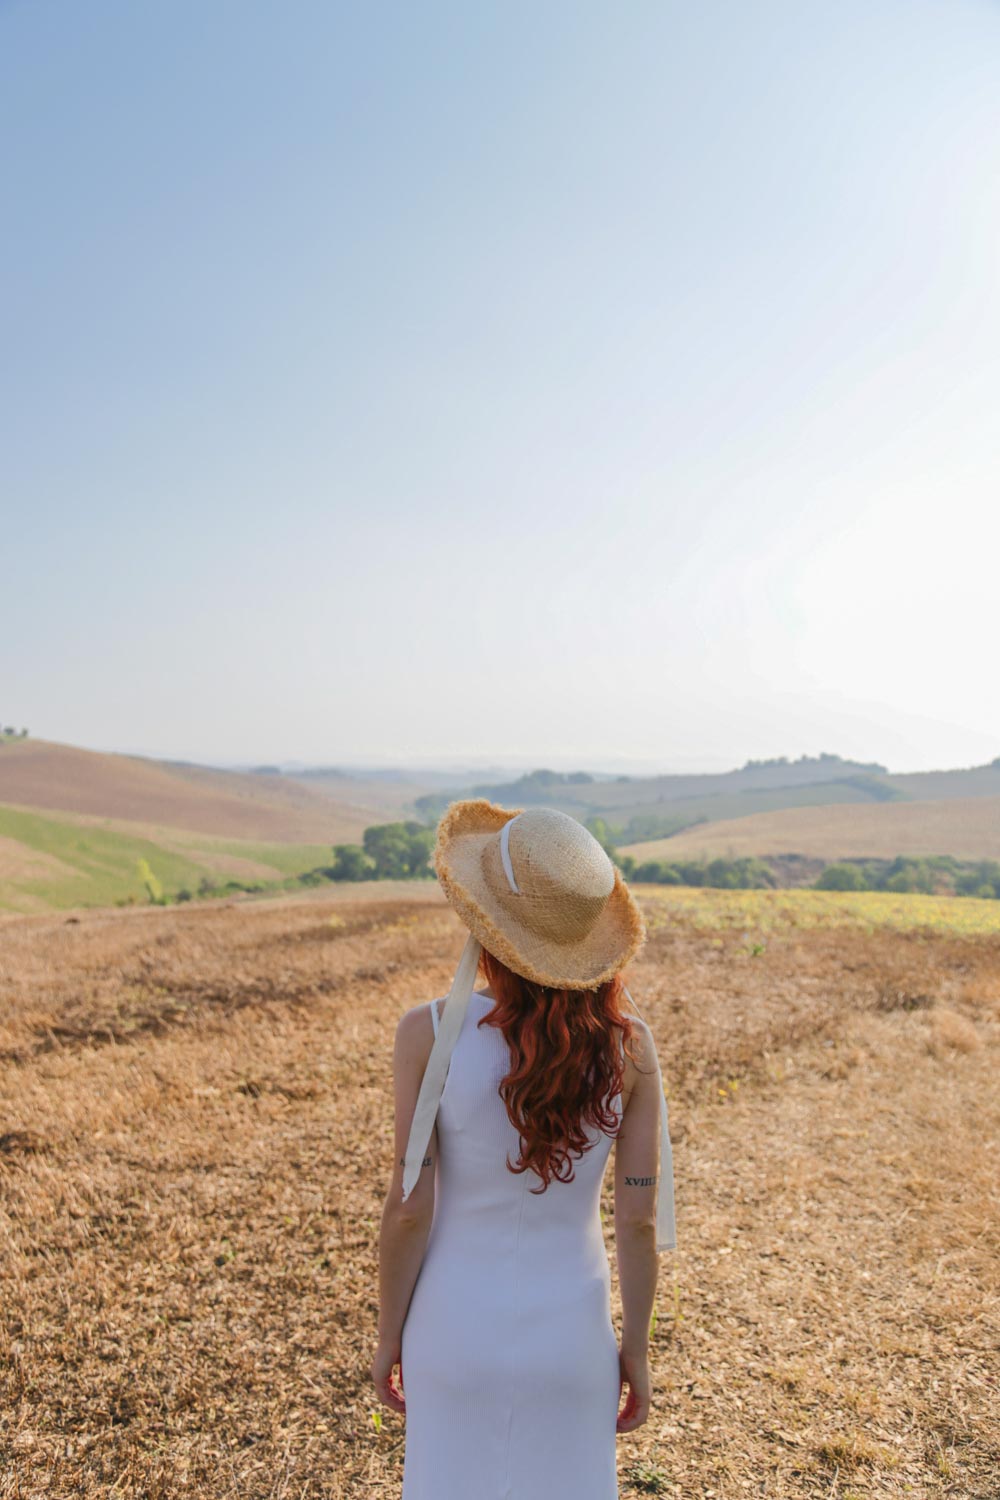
xmin=499 ymin=813 xmax=521 ymax=893
xmin=400 ymin=816 xmax=676 ymax=1252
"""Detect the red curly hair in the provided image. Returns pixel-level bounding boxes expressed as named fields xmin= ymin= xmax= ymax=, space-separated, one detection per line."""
xmin=476 ymin=946 xmax=640 ymax=1193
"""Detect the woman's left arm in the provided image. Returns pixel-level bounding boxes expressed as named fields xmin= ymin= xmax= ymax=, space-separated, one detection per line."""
xmin=371 ymin=1004 xmax=439 ymax=1412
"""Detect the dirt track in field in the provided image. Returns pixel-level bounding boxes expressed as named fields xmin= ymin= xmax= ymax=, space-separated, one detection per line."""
xmin=0 ymin=889 xmax=997 ymax=1498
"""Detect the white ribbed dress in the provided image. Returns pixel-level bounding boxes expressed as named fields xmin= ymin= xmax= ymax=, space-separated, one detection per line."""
xmin=400 ymin=989 xmax=623 ymax=1500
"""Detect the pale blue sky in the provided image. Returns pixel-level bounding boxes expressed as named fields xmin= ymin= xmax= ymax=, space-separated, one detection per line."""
xmin=4 ymin=0 xmax=999 ymax=774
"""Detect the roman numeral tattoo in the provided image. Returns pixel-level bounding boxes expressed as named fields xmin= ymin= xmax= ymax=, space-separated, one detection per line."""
xmin=399 ymin=1156 xmax=433 ymax=1167
xmin=624 ymin=1175 xmax=657 ymax=1186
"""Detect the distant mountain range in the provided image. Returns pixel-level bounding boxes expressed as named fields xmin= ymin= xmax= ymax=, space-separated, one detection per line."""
xmin=410 ymin=753 xmax=1000 ymax=847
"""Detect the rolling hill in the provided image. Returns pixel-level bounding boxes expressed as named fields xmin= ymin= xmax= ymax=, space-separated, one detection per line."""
xmin=6 ymin=737 xmax=1000 ymax=912
xmin=419 ymin=754 xmax=1000 ymax=850
xmin=0 ymin=738 xmax=410 ymax=913
xmin=0 ymin=738 xmax=383 ymax=843
xmin=619 ymin=795 xmax=1000 ymax=863
xmin=0 ymin=802 xmax=338 ymax=915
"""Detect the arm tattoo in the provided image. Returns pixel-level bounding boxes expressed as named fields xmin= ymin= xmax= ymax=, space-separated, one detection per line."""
xmin=624 ymin=1175 xmax=656 ymax=1186
xmin=399 ymin=1156 xmax=433 ymax=1167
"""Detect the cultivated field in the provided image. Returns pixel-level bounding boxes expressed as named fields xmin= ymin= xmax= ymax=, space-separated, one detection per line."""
xmin=621 ymin=796 xmax=1000 ymax=864
xmin=0 ymin=886 xmax=997 ymax=1498
xmin=0 ymin=740 xmax=384 ymax=844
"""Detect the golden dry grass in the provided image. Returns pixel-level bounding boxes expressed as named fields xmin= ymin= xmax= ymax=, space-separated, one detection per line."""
xmin=635 ymin=885 xmax=1000 ymax=936
xmin=620 ymin=794 xmax=1000 ymax=862
xmin=1 ymin=887 xmax=997 ymax=1498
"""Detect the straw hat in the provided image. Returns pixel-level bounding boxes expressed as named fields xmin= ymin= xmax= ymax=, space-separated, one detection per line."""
xmin=432 ymin=798 xmax=647 ymax=989
xmin=401 ymin=798 xmax=676 ymax=1252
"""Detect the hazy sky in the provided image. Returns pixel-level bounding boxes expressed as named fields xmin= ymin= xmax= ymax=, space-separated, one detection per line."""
xmin=4 ymin=0 xmax=998 ymax=774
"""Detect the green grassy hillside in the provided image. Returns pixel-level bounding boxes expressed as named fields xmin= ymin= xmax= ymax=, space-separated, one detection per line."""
xmin=0 ymin=803 xmax=331 ymax=914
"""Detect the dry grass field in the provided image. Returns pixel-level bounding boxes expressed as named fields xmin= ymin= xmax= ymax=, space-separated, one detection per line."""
xmin=1 ymin=885 xmax=997 ymax=1498
xmin=621 ymin=796 xmax=1000 ymax=864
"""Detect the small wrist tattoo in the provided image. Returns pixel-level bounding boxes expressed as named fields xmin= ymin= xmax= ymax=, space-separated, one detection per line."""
xmin=624 ymin=1175 xmax=656 ymax=1186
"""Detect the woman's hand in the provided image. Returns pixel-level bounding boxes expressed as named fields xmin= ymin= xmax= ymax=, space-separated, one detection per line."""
xmin=616 ymin=1344 xmax=651 ymax=1432
xmin=371 ymin=1336 xmax=406 ymax=1414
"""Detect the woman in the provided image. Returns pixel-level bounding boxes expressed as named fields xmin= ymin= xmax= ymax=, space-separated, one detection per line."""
xmin=370 ymin=800 xmax=676 ymax=1500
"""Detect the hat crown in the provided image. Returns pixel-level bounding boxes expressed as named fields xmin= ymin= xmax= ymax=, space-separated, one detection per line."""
xmin=482 ymin=808 xmax=615 ymax=946
xmin=505 ymin=808 xmax=614 ymax=901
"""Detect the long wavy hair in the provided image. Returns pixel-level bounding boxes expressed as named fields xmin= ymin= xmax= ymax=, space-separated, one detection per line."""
xmin=476 ymin=946 xmax=640 ymax=1193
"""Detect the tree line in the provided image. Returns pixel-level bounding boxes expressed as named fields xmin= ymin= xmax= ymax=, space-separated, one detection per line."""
xmin=815 ymin=855 xmax=1000 ymax=900
xmin=322 ymin=820 xmax=1000 ymax=901
xmin=615 ymin=852 xmax=776 ymax=889
xmin=126 ymin=818 xmax=1000 ymax=907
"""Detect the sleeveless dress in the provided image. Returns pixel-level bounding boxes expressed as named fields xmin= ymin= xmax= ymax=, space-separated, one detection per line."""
xmin=399 ymin=989 xmax=624 ymax=1500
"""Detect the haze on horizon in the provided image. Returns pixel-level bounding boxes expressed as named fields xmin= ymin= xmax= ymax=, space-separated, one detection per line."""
xmin=4 ymin=0 xmax=998 ymax=778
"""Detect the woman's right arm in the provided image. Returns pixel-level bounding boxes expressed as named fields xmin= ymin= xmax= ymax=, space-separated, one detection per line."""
xmin=613 ymin=1016 xmax=662 ymax=1432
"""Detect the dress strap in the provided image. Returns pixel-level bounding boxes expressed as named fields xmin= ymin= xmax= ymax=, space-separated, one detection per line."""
xmin=430 ymin=998 xmax=440 ymax=1037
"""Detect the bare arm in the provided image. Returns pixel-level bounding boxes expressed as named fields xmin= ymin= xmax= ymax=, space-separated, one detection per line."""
xmin=613 ymin=1016 xmax=662 ymax=1431
xmin=372 ymin=1002 xmax=439 ymax=1411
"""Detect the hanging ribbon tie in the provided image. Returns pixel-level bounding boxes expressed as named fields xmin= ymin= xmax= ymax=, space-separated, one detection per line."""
xmin=401 ymin=931 xmax=482 ymax=1202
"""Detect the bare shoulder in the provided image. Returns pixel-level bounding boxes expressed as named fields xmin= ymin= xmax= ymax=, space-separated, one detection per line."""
xmin=394 ymin=1001 xmax=436 ymax=1056
xmin=623 ymin=1013 xmax=655 ymax=1064
xmin=625 ymin=1012 xmax=652 ymax=1043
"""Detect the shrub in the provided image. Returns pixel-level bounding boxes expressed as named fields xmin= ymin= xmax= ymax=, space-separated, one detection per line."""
xmin=136 ymin=858 xmax=166 ymax=904
xmin=955 ymin=861 xmax=1000 ymax=900
xmin=363 ymin=821 xmax=434 ymax=878
xmin=816 ymin=863 xmax=869 ymax=891
xmin=328 ymin=845 xmax=377 ymax=882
